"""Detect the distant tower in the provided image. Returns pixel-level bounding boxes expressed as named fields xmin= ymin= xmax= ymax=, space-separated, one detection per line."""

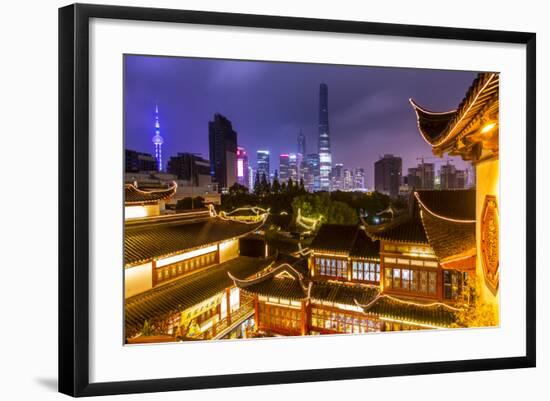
xmin=318 ymin=83 xmax=332 ymax=191
xmin=152 ymin=104 xmax=164 ymax=172
xmin=297 ymin=128 xmax=306 ymax=156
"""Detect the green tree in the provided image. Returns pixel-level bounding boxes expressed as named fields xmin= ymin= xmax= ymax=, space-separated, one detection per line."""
xmin=292 ymin=193 xmax=358 ymax=226
xmin=260 ymin=173 xmax=270 ymax=196
xmin=299 ymin=178 xmax=306 ymax=193
xmin=228 ymin=182 xmax=249 ymax=196
xmin=253 ymin=171 xmax=261 ymax=196
xmin=287 ymin=177 xmax=294 ymax=193
xmin=272 ymin=177 xmax=281 ymax=194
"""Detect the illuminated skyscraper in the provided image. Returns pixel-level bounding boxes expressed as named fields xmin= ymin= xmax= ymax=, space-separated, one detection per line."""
xmin=288 ymin=153 xmax=302 ymax=183
xmin=306 ymin=153 xmax=320 ymax=192
xmin=279 ymin=154 xmax=290 ymax=183
xmin=237 ymin=147 xmax=249 ymax=188
xmin=318 ymin=83 xmax=332 ymax=190
xmin=256 ymin=150 xmax=270 ymax=183
xmin=353 ymin=168 xmax=366 ymax=191
xmin=151 ymin=104 xmax=164 ymax=172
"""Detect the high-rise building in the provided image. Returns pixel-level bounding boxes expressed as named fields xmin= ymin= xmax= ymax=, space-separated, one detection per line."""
xmin=167 ymin=153 xmax=211 ymax=186
xmin=440 ymin=162 xmax=457 ymax=190
xmin=248 ymin=166 xmax=255 ymax=190
xmin=456 ymin=169 xmax=467 ymax=189
xmin=288 ymin=153 xmax=302 ymax=183
xmin=318 ymin=83 xmax=332 ymax=191
xmin=374 ymin=154 xmax=402 ymax=198
xmin=279 ymin=154 xmax=290 ymax=183
xmin=151 ymin=104 xmax=164 ymax=172
xmin=343 ymin=168 xmax=353 ymax=191
xmin=236 ymin=147 xmax=249 ymax=188
xmin=331 ymin=163 xmax=344 ymax=191
xmin=407 ymin=161 xmax=435 ymax=190
xmin=256 ymin=150 xmax=270 ymax=183
xmin=208 ymin=113 xmax=238 ymax=191
xmin=125 ymin=149 xmax=157 ymax=173
xmin=297 ymin=129 xmax=306 ymax=156
xmin=353 ymin=168 xmax=366 ymax=191
xmin=306 ymin=153 xmax=321 ymax=192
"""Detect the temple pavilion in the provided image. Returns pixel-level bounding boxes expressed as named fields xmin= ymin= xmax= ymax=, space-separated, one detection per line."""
xmin=124 ymin=186 xmax=271 ymax=342
xmin=410 ymin=72 xmax=500 ymax=312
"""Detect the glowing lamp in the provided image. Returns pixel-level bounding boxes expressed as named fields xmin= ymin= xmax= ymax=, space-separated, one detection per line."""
xmin=480 ymin=122 xmax=496 ymax=134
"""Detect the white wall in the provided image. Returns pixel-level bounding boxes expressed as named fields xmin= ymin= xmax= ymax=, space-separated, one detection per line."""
xmin=0 ymin=1 xmax=546 ymax=400
xmin=124 ymin=262 xmax=153 ymax=298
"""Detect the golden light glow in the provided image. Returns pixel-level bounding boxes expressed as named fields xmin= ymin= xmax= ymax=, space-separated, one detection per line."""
xmin=357 ymin=294 xmax=462 ymax=312
xmin=480 ymin=122 xmax=497 ymax=134
xmin=410 ymin=73 xmax=497 ymax=148
xmin=155 ymin=245 xmax=217 ymax=267
xmin=379 ymin=316 xmax=444 ymax=329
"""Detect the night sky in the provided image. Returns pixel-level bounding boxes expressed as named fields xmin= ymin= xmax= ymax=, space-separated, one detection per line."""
xmin=124 ymin=55 xmax=478 ymax=186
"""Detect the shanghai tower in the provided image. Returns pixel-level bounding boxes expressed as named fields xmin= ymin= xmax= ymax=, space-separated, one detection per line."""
xmin=318 ymin=83 xmax=332 ymax=191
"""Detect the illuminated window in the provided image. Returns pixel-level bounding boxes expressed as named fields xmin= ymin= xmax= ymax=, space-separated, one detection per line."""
xmin=402 ymin=269 xmax=410 ymax=291
xmin=420 ymin=271 xmax=428 ymax=293
xmin=393 ymin=268 xmax=401 ymax=288
xmin=385 ymin=268 xmax=392 ymax=288
xmin=428 ymin=271 xmax=437 ymax=294
xmin=411 ymin=270 xmax=418 ymax=292
xmin=444 ymin=270 xmax=468 ymax=300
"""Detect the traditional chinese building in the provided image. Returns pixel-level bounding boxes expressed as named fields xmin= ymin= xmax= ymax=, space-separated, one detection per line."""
xmin=231 ymin=221 xmax=462 ymax=335
xmin=124 ymin=205 xmax=269 ymax=342
xmin=410 ymin=72 xmax=499 ymax=310
xmin=124 ymin=182 xmax=177 ymax=219
xmin=366 ymin=190 xmax=476 ymax=304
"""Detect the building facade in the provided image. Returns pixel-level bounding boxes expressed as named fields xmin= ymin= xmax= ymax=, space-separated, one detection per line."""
xmin=256 ymin=150 xmax=270 ymax=183
xmin=167 ymin=153 xmax=211 ymax=187
xmin=279 ymin=153 xmax=289 ymax=183
xmin=410 ymin=72 xmax=500 ymax=312
xmin=305 ymin=153 xmax=320 ymax=192
xmin=236 ymin=147 xmax=249 ymax=188
xmin=374 ymin=154 xmax=402 ymax=198
xmin=208 ymin=113 xmax=238 ymax=191
xmin=124 ymin=206 xmax=269 ymax=342
xmin=125 ymin=149 xmax=157 ymax=173
xmin=318 ymin=83 xmax=332 ymax=191
xmin=407 ymin=162 xmax=435 ymax=190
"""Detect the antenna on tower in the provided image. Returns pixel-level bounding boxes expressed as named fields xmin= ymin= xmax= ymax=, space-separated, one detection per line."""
xmin=152 ymin=103 xmax=164 ymax=172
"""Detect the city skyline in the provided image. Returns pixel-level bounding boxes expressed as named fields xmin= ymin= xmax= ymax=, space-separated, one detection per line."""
xmin=124 ymin=55 xmax=474 ymax=186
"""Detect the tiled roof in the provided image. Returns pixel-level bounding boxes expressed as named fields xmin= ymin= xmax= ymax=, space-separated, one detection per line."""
xmin=310 ymin=280 xmax=379 ymax=306
xmin=125 ymin=183 xmax=177 ymax=205
xmin=125 ymin=256 xmax=270 ymax=337
xmin=408 ymin=103 xmax=456 ymax=142
xmin=350 ymin=229 xmax=380 ymax=259
xmin=410 ymin=72 xmax=499 ymax=149
xmin=240 ymin=276 xmax=308 ymax=301
xmin=367 ymin=216 xmax=429 ymax=245
xmin=310 ymin=224 xmax=380 ymax=259
xmin=362 ymin=296 xmax=459 ymax=327
xmin=310 ymin=224 xmax=358 ymax=253
xmin=420 ymin=208 xmax=476 ymax=261
xmin=415 ymin=190 xmax=476 ymax=221
xmin=124 ymin=215 xmax=265 ymax=265
xmin=234 ymin=263 xmax=379 ymax=306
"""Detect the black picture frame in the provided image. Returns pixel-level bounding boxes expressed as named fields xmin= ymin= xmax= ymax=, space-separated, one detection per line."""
xmin=58 ymin=3 xmax=536 ymax=397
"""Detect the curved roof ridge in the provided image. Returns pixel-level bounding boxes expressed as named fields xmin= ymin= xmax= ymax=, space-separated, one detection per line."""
xmin=228 ymin=262 xmax=303 ymax=288
xmin=414 ymin=191 xmax=475 ymax=223
xmin=355 ymin=293 xmax=461 ymax=312
xmin=125 ymin=182 xmax=177 ymax=205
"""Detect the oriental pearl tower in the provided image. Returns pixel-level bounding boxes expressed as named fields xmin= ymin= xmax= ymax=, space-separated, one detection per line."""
xmin=152 ymin=104 xmax=164 ymax=172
